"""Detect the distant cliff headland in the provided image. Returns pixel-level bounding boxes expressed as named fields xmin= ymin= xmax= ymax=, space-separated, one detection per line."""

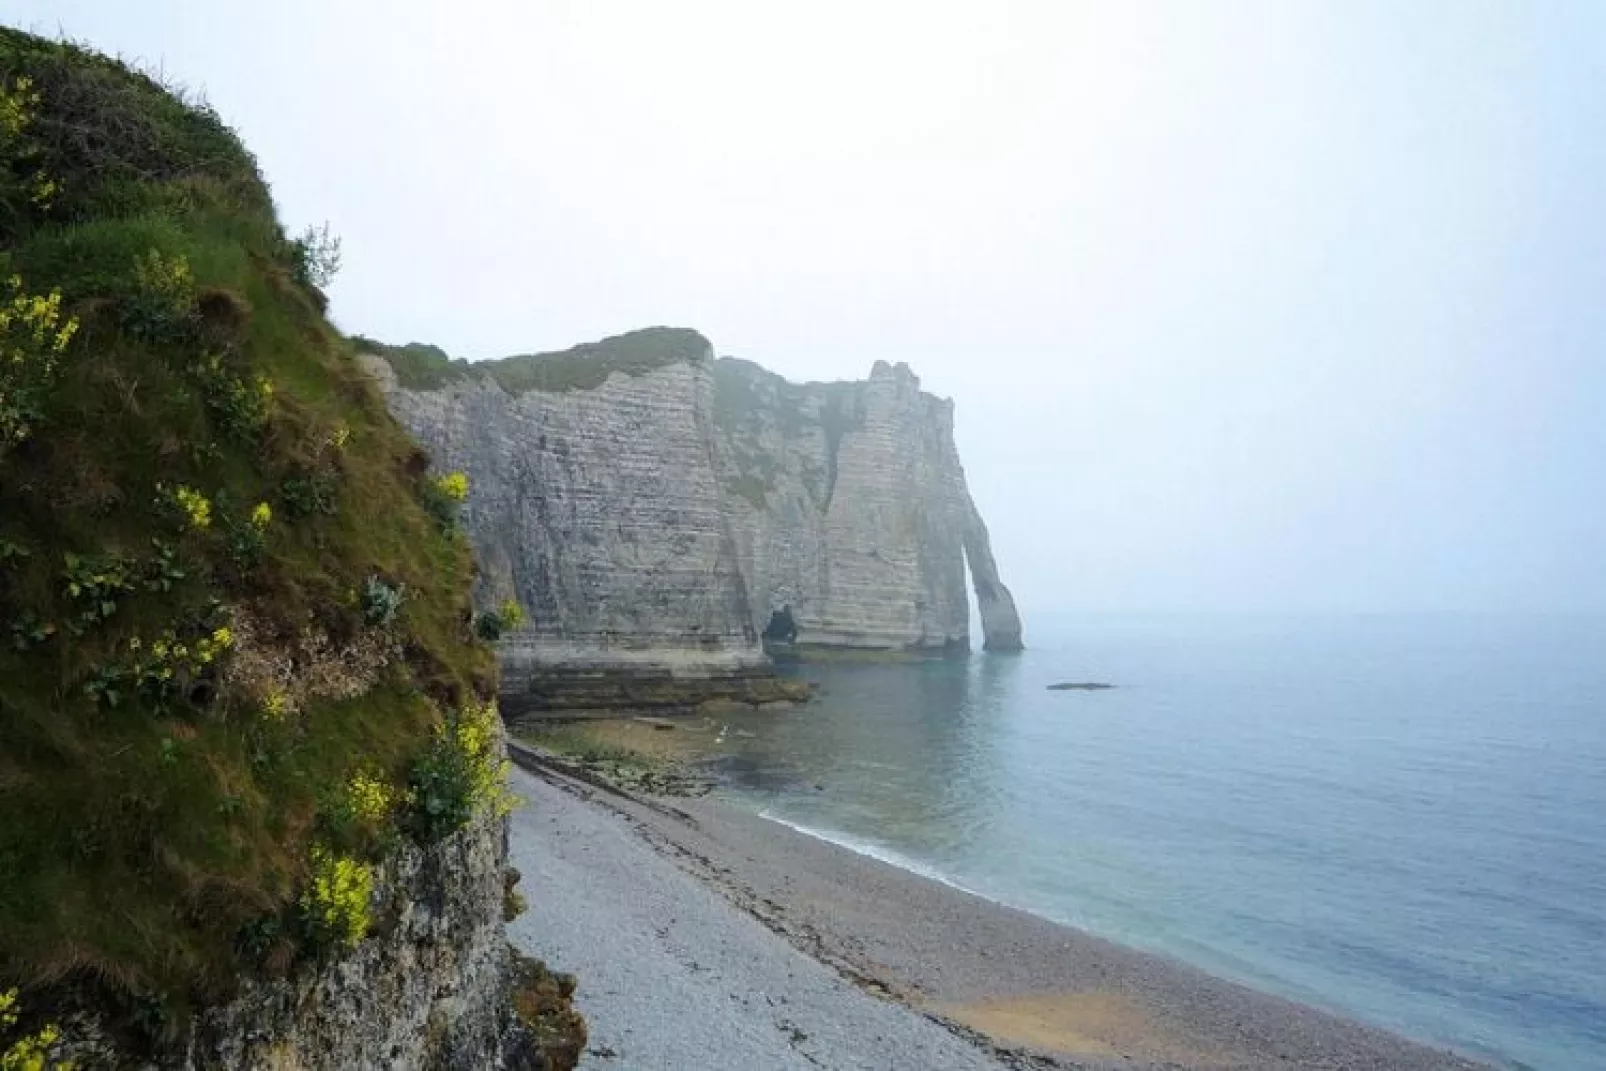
xmin=358 ymin=329 xmax=1023 ymax=716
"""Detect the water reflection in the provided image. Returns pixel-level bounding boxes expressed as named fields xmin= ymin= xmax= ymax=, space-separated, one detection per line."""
xmin=707 ymin=656 xmax=1014 ymax=863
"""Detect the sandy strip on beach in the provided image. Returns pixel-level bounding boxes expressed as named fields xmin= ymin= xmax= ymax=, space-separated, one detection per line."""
xmin=506 ymin=753 xmax=1492 ymax=1071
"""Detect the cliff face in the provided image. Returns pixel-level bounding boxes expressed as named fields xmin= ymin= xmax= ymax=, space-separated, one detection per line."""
xmin=713 ymin=358 xmax=1022 ymax=653
xmin=361 ymin=332 xmax=792 ymax=716
xmin=364 ymin=330 xmax=1022 ymax=707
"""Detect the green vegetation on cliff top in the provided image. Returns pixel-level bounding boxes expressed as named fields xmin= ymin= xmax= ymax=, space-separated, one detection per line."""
xmin=355 ymin=325 xmax=711 ymax=394
xmin=0 ymin=27 xmax=502 ymax=1048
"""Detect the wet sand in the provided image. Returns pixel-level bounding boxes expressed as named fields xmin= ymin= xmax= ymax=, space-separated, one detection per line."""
xmin=508 ymin=743 xmax=1492 ymax=1070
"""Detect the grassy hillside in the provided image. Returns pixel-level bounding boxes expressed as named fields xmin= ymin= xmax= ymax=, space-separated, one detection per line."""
xmin=0 ymin=27 xmax=506 ymax=1051
xmin=355 ymin=325 xmax=710 ymax=394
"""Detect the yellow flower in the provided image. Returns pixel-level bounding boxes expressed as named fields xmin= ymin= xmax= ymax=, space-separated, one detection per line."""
xmin=173 ymin=486 xmax=212 ymax=529
xmin=250 ymin=502 xmax=272 ymax=530
xmin=346 ymin=770 xmax=394 ymax=825
xmin=300 ymin=846 xmax=374 ymax=948
xmin=262 ymin=691 xmax=289 ymax=721
xmin=435 ymin=471 xmax=469 ymax=502
xmin=0 ymin=986 xmax=67 ymax=1070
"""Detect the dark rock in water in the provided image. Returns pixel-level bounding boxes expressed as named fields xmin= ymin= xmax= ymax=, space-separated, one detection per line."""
xmin=1047 ymin=682 xmax=1115 ymax=691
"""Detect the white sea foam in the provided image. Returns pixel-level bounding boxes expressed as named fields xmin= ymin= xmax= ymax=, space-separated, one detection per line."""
xmin=755 ymin=810 xmax=1009 ymax=908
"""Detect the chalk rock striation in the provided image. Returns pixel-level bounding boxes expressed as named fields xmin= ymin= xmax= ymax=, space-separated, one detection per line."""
xmin=363 ymin=329 xmax=1022 ymax=712
xmin=713 ymin=357 xmax=1022 ymax=653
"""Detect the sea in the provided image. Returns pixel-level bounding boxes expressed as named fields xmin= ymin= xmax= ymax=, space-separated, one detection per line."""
xmin=705 ymin=613 xmax=1606 ymax=1071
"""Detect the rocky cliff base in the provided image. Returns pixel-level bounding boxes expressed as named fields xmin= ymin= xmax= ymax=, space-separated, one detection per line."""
xmin=49 ymin=806 xmax=582 ymax=1070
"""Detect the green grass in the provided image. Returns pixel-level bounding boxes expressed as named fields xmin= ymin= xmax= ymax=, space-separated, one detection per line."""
xmin=357 ymin=326 xmax=710 ymax=395
xmin=0 ymin=27 xmax=495 ymax=1040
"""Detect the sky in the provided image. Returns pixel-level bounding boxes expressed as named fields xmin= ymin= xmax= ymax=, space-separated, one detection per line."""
xmin=9 ymin=1 xmax=1606 ymax=614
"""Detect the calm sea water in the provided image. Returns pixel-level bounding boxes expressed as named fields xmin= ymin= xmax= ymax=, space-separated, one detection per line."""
xmin=705 ymin=614 xmax=1606 ymax=1071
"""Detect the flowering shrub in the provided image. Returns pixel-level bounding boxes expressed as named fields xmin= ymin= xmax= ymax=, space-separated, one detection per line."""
xmin=407 ymin=699 xmax=514 ymax=841
xmin=122 ymin=249 xmax=197 ymax=343
xmin=345 ymin=770 xmax=394 ymax=824
xmin=117 ymin=625 xmax=235 ymax=711
xmin=260 ymin=690 xmax=289 ymax=721
xmin=297 ymin=845 xmax=373 ymax=951
xmin=227 ymin=501 xmax=273 ymax=568
xmin=0 ymin=987 xmax=66 ymax=1071
xmin=420 ymin=472 xmax=468 ymax=531
xmin=318 ymin=766 xmax=397 ymax=851
xmin=0 ymin=274 xmax=78 ymax=454
xmin=0 ymin=75 xmax=57 ymax=220
xmin=184 ymin=353 xmax=272 ymax=440
xmin=473 ymin=598 xmax=527 ymax=642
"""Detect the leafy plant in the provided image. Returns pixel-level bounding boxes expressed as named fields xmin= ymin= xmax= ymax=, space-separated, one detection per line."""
xmin=7 ymin=610 xmax=54 ymax=652
xmin=360 ymin=575 xmax=405 ymax=626
xmin=84 ymin=662 xmax=129 ymax=708
xmin=143 ymin=539 xmax=187 ymax=593
xmin=0 ymin=538 xmax=28 ymax=567
xmin=62 ymin=551 xmax=135 ymax=633
xmin=280 ymin=472 xmax=337 ymax=518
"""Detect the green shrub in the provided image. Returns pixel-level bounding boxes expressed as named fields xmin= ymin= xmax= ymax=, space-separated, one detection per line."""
xmin=280 ymin=472 xmax=338 ymax=518
xmin=474 ymin=598 xmax=526 ymax=641
xmin=286 ymin=222 xmax=341 ymax=290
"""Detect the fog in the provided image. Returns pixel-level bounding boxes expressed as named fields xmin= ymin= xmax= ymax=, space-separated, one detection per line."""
xmin=12 ymin=1 xmax=1605 ymax=614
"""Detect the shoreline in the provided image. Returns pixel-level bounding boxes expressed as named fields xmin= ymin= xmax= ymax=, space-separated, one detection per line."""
xmin=506 ymin=746 xmax=1493 ymax=1070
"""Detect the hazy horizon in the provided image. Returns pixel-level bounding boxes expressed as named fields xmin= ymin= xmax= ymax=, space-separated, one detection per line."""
xmin=10 ymin=1 xmax=1605 ymax=616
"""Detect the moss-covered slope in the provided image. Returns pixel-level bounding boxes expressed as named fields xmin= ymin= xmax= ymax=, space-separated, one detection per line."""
xmin=0 ymin=27 xmax=505 ymax=1049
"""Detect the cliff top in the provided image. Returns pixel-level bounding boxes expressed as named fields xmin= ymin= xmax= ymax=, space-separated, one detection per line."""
xmin=0 ymin=26 xmax=498 ymax=1047
xmin=355 ymin=326 xmax=712 ymax=394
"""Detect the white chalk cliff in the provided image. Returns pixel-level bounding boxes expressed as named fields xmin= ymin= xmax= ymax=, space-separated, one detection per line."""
xmin=360 ymin=328 xmax=1022 ymax=712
